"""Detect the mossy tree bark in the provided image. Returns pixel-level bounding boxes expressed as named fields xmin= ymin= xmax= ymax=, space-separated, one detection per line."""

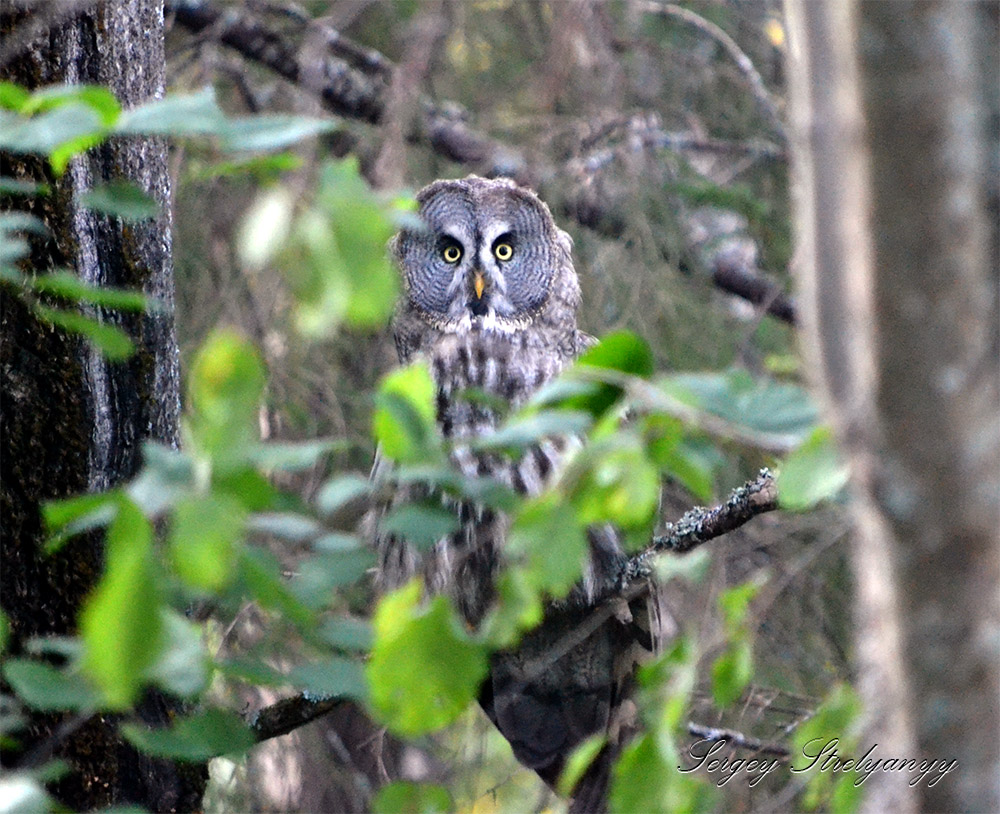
xmin=1 ymin=2 xmax=202 ymax=810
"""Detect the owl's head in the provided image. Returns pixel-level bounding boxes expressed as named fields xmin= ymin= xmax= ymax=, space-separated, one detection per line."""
xmin=391 ymin=176 xmax=578 ymax=333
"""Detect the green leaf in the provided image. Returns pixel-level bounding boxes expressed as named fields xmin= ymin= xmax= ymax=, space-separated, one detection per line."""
xmin=778 ymin=426 xmax=849 ymax=510
xmin=0 ymin=176 xmax=49 ymax=195
xmin=219 ymin=114 xmax=337 ymax=152
xmin=571 ymin=436 xmax=660 ymax=530
xmin=79 ymin=180 xmax=159 ymax=220
xmin=0 ymin=611 xmax=8 ymax=654
xmin=2 ymin=659 xmax=99 ymax=712
xmin=238 ymin=547 xmax=313 ymax=629
xmin=0 ymin=103 xmax=105 ymax=158
xmin=508 ymin=495 xmax=588 ymax=598
xmin=711 ymin=637 xmax=754 ymax=708
xmin=80 ymin=498 xmax=162 ymax=709
xmin=373 ymin=362 xmax=439 ymax=463
xmin=368 ymin=581 xmax=488 ymax=737
xmin=249 ymin=438 xmax=344 ymax=471
xmin=122 ymin=709 xmax=255 ymax=762
xmin=317 ymin=158 xmax=399 ymax=329
xmin=0 ymin=82 xmax=30 ymax=111
xmin=318 ymin=616 xmax=373 ymax=652
xmin=114 ymin=87 xmax=226 ymax=137
xmin=316 ymin=474 xmax=370 ymax=517
xmin=187 ymin=330 xmax=265 ymax=467
xmin=127 ymin=442 xmax=194 ymax=516
xmin=473 ymin=409 xmax=592 ymax=451
xmin=569 ymin=331 xmax=654 ymax=416
xmin=169 ymin=494 xmax=245 ymax=592
xmin=558 ymin=734 xmax=607 ymax=797
xmin=372 ymin=782 xmax=452 ymax=814
xmin=610 ymin=732 xmax=715 ymax=814
xmin=32 ymin=304 xmax=134 ymax=360
xmin=248 ymin=512 xmax=322 ymax=542
xmin=380 ymin=502 xmax=460 ymax=551
xmin=288 ymin=656 xmax=367 ymax=700
xmin=664 ymin=370 xmax=819 ymax=442
xmin=146 ymin=611 xmax=210 ymax=698
xmin=42 ymin=490 xmax=118 ymax=553
xmin=23 ymin=84 xmax=120 ymax=125
xmin=641 ymin=414 xmax=714 ymax=501
xmin=28 ymin=271 xmax=148 ymax=311
xmin=213 ymin=466 xmax=277 ymax=513
xmin=291 ymin=549 xmax=375 ymax=607
xmin=718 ymin=580 xmax=761 ymax=631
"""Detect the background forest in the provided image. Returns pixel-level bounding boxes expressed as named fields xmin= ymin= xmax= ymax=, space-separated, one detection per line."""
xmin=1 ymin=2 xmax=996 ymax=814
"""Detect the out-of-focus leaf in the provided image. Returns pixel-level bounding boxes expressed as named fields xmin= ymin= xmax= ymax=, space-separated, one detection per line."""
xmin=291 ymin=549 xmax=375 ymax=608
xmin=642 ymin=414 xmax=714 ymax=501
xmin=169 ymin=494 xmax=245 ymax=592
xmin=237 ymin=187 xmax=294 ymax=270
xmin=22 ymin=84 xmax=120 ymax=124
xmin=187 ymin=330 xmax=265 ymax=467
xmin=146 ymin=611 xmax=210 ymax=698
xmin=568 ymin=331 xmax=654 ymax=417
xmin=114 ymin=87 xmax=226 ymax=137
xmin=571 ymin=436 xmax=659 ymax=531
xmin=2 ymin=660 xmax=98 ymax=712
xmin=80 ymin=498 xmax=162 ymax=709
xmin=663 ymin=370 xmax=819 ymax=442
xmin=0 ymin=176 xmax=49 ymax=195
xmin=42 ymin=490 xmax=118 ymax=553
xmin=380 ymin=502 xmax=460 ymax=551
xmin=122 ymin=709 xmax=255 ymax=761
xmin=127 ymin=442 xmax=193 ymax=516
xmin=718 ymin=580 xmax=761 ymax=632
xmin=247 ymin=512 xmax=322 ymax=542
xmin=29 ymin=271 xmax=148 ymax=311
xmin=0 ymin=82 xmax=30 ymax=111
xmin=778 ymin=426 xmax=849 ymax=510
xmin=0 ymin=103 xmax=104 ymax=159
xmin=288 ymin=656 xmax=367 ymax=699
xmin=372 ymin=782 xmax=451 ymax=814
xmin=473 ymin=409 xmax=591 ymax=451
xmin=238 ymin=547 xmax=313 ymax=629
xmin=219 ymin=114 xmax=336 ymax=152
xmin=558 ymin=734 xmax=607 ymax=797
xmin=249 ymin=439 xmax=344 ymax=471
xmin=368 ymin=581 xmax=487 ymax=737
xmin=79 ymin=181 xmax=159 ymax=220
xmin=373 ymin=362 xmax=439 ymax=464
xmin=213 ymin=467 xmax=277 ymax=513
xmin=610 ymin=732 xmax=715 ymax=814
xmin=711 ymin=637 xmax=753 ymax=708
xmin=316 ymin=474 xmax=370 ymax=517
xmin=318 ymin=616 xmax=372 ymax=652
xmin=508 ymin=495 xmax=588 ymax=598
xmin=32 ymin=304 xmax=134 ymax=360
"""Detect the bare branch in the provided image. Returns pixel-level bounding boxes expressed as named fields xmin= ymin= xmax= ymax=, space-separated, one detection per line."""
xmin=712 ymin=262 xmax=797 ymax=325
xmin=638 ymin=1 xmax=785 ymax=141
xmin=249 ymin=693 xmax=346 ymax=743
xmin=686 ymin=722 xmax=791 ymax=758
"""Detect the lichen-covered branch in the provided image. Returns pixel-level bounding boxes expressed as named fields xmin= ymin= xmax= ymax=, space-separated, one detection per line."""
xmin=623 ymin=468 xmax=779 ymax=585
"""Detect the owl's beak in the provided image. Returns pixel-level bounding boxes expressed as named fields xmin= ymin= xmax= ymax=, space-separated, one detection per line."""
xmin=473 ymin=271 xmax=486 ymax=299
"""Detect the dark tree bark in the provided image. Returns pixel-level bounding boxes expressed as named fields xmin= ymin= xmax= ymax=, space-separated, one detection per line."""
xmin=784 ymin=1 xmax=999 ymax=812
xmin=1 ymin=2 xmax=202 ymax=810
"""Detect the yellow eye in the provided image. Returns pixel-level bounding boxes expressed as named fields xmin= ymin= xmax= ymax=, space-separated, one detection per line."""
xmin=494 ymin=242 xmax=513 ymax=261
xmin=442 ymin=244 xmax=462 ymax=263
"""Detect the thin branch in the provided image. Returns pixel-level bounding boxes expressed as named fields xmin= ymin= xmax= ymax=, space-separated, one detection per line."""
xmin=623 ymin=468 xmax=779 ymax=583
xmin=686 ymin=722 xmax=791 ymax=758
xmin=249 ymin=693 xmax=346 ymax=743
xmin=639 ymin=1 xmax=785 ymax=141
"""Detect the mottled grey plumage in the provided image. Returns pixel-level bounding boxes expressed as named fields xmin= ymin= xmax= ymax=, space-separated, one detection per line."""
xmin=373 ymin=176 xmax=654 ymax=810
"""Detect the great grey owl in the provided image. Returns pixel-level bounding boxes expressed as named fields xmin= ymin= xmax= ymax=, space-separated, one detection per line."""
xmin=373 ymin=176 xmax=655 ymax=811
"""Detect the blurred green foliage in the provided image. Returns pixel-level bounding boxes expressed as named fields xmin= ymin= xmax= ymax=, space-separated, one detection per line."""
xmin=0 ymin=7 xmax=856 ymax=803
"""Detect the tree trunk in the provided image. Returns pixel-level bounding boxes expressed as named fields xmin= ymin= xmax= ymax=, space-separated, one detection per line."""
xmin=1 ymin=2 xmax=201 ymax=810
xmin=784 ymin=1 xmax=999 ymax=811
